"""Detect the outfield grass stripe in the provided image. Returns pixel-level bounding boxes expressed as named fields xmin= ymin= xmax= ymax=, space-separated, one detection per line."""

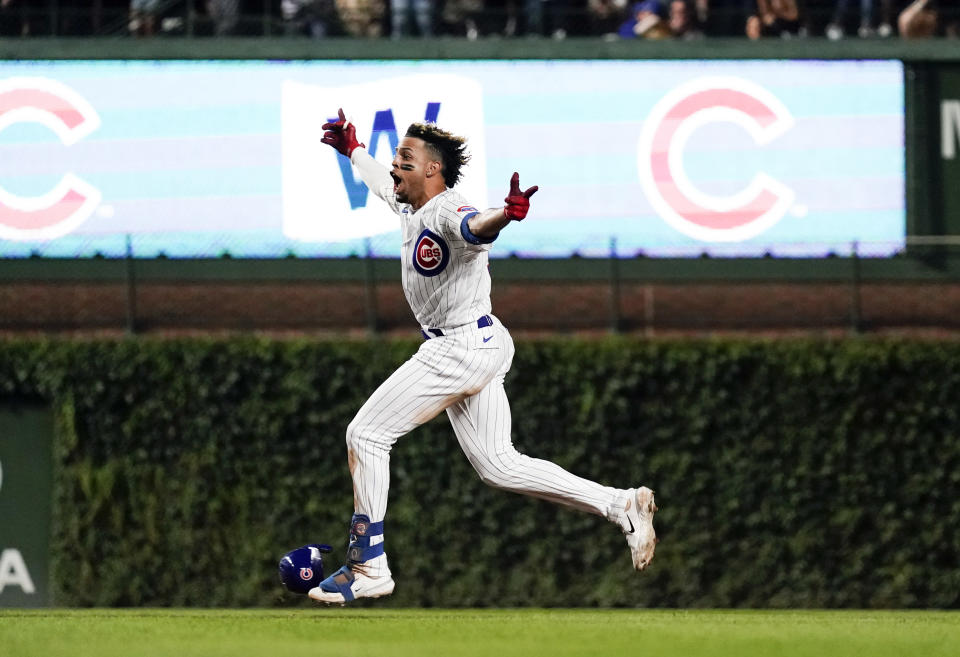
xmin=1 ymin=610 xmax=959 ymax=657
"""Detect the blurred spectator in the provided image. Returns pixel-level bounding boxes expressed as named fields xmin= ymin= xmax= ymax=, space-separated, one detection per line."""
xmin=208 ymin=0 xmax=239 ymax=35
xmin=282 ymin=0 xmax=302 ymax=32
xmin=825 ymin=0 xmax=894 ymax=39
xmin=518 ymin=0 xmax=544 ymax=35
xmin=618 ymin=0 xmax=672 ymax=38
xmin=897 ymin=0 xmax=958 ymax=37
xmin=704 ymin=0 xmax=754 ymax=36
xmin=283 ymin=0 xmax=349 ymax=36
xmin=745 ymin=0 xmax=801 ymax=38
xmin=339 ymin=0 xmax=385 ymax=35
xmin=898 ymin=0 xmax=935 ymax=38
xmin=503 ymin=0 xmax=568 ymax=38
xmin=391 ymin=0 xmax=433 ymax=35
xmin=441 ymin=0 xmax=483 ymax=38
xmin=546 ymin=0 xmax=571 ymax=38
xmin=669 ymin=0 xmax=704 ymax=37
xmin=0 ymin=0 xmax=29 ymax=36
xmin=588 ymin=0 xmax=630 ymax=36
xmin=693 ymin=0 xmax=708 ymax=28
xmin=130 ymin=0 xmax=159 ymax=36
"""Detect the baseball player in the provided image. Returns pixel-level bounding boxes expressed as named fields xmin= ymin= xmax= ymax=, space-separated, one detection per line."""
xmin=310 ymin=109 xmax=657 ymax=604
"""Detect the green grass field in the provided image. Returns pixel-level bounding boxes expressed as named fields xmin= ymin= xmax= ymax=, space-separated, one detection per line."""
xmin=2 ymin=609 xmax=958 ymax=657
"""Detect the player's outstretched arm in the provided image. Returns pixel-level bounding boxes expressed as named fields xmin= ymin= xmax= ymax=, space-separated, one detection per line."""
xmin=467 ymin=172 xmax=538 ymax=240
xmin=322 ymin=108 xmax=395 ymax=203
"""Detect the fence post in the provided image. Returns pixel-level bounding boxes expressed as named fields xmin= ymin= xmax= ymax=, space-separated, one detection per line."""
xmin=364 ymin=237 xmax=379 ymax=334
xmin=125 ymin=234 xmax=138 ymax=335
xmin=609 ymin=237 xmax=621 ymax=333
xmin=849 ymin=240 xmax=862 ymax=334
xmin=644 ymin=283 xmax=655 ymax=338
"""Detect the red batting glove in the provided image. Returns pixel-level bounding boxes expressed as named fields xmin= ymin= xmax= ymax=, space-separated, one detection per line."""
xmin=321 ymin=108 xmax=365 ymax=157
xmin=503 ymin=172 xmax=539 ymax=221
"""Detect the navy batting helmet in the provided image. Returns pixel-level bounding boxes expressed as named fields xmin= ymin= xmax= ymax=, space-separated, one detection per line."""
xmin=278 ymin=543 xmax=333 ymax=594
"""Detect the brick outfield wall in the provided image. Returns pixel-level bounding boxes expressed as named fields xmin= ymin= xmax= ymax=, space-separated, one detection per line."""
xmin=2 ymin=280 xmax=960 ymax=334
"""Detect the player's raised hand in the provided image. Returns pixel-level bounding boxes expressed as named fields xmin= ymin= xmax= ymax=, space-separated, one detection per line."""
xmin=503 ymin=172 xmax=538 ymax=221
xmin=321 ymin=108 xmax=365 ymax=157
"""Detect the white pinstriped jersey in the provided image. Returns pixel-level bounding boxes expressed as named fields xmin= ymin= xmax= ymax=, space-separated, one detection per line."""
xmin=334 ymin=149 xmax=631 ymax=577
xmin=363 ymin=162 xmax=495 ymax=330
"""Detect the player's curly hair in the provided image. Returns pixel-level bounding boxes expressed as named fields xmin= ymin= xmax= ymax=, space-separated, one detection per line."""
xmin=405 ymin=122 xmax=471 ymax=188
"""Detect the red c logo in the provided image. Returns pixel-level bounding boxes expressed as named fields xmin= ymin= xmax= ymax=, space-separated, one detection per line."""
xmin=638 ymin=77 xmax=796 ymax=242
xmin=0 ymin=77 xmax=101 ymax=241
xmin=418 ymin=238 xmax=441 ymax=267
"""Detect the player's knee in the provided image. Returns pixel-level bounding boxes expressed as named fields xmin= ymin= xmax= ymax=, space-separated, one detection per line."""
xmin=476 ymin=469 xmax=503 ymax=488
xmin=474 ymin=461 xmax=512 ymax=490
xmin=347 ymin=415 xmax=399 ymax=457
xmin=345 ymin=417 xmax=368 ymax=453
xmin=472 ymin=447 xmax=530 ymax=490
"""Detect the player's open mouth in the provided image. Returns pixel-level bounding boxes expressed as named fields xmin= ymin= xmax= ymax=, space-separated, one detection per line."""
xmin=390 ymin=171 xmax=402 ymax=192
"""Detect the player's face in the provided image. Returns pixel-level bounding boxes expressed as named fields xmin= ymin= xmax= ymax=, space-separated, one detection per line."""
xmin=390 ymin=137 xmax=437 ymax=204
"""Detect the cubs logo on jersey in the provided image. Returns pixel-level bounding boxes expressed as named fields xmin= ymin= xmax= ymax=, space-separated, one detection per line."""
xmin=413 ymin=228 xmax=450 ymax=277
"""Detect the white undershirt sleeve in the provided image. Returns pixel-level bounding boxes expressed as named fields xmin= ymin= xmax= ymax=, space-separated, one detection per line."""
xmin=350 ymin=147 xmax=403 ymax=215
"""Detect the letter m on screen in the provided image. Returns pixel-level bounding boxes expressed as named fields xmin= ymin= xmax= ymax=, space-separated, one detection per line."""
xmin=281 ymin=74 xmax=487 ymax=243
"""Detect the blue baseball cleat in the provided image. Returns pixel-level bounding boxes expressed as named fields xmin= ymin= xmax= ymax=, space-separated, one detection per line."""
xmin=308 ymin=564 xmax=396 ymax=604
xmin=309 ymin=513 xmax=395 ymax=604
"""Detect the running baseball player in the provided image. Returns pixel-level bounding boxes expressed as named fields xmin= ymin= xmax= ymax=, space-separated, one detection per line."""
xmin=310 ymin=109 xmax=657 ymax=604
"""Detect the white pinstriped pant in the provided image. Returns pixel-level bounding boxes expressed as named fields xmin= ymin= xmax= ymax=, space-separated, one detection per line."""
xmin=346 ymin=315 xmax=625 ymax=526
